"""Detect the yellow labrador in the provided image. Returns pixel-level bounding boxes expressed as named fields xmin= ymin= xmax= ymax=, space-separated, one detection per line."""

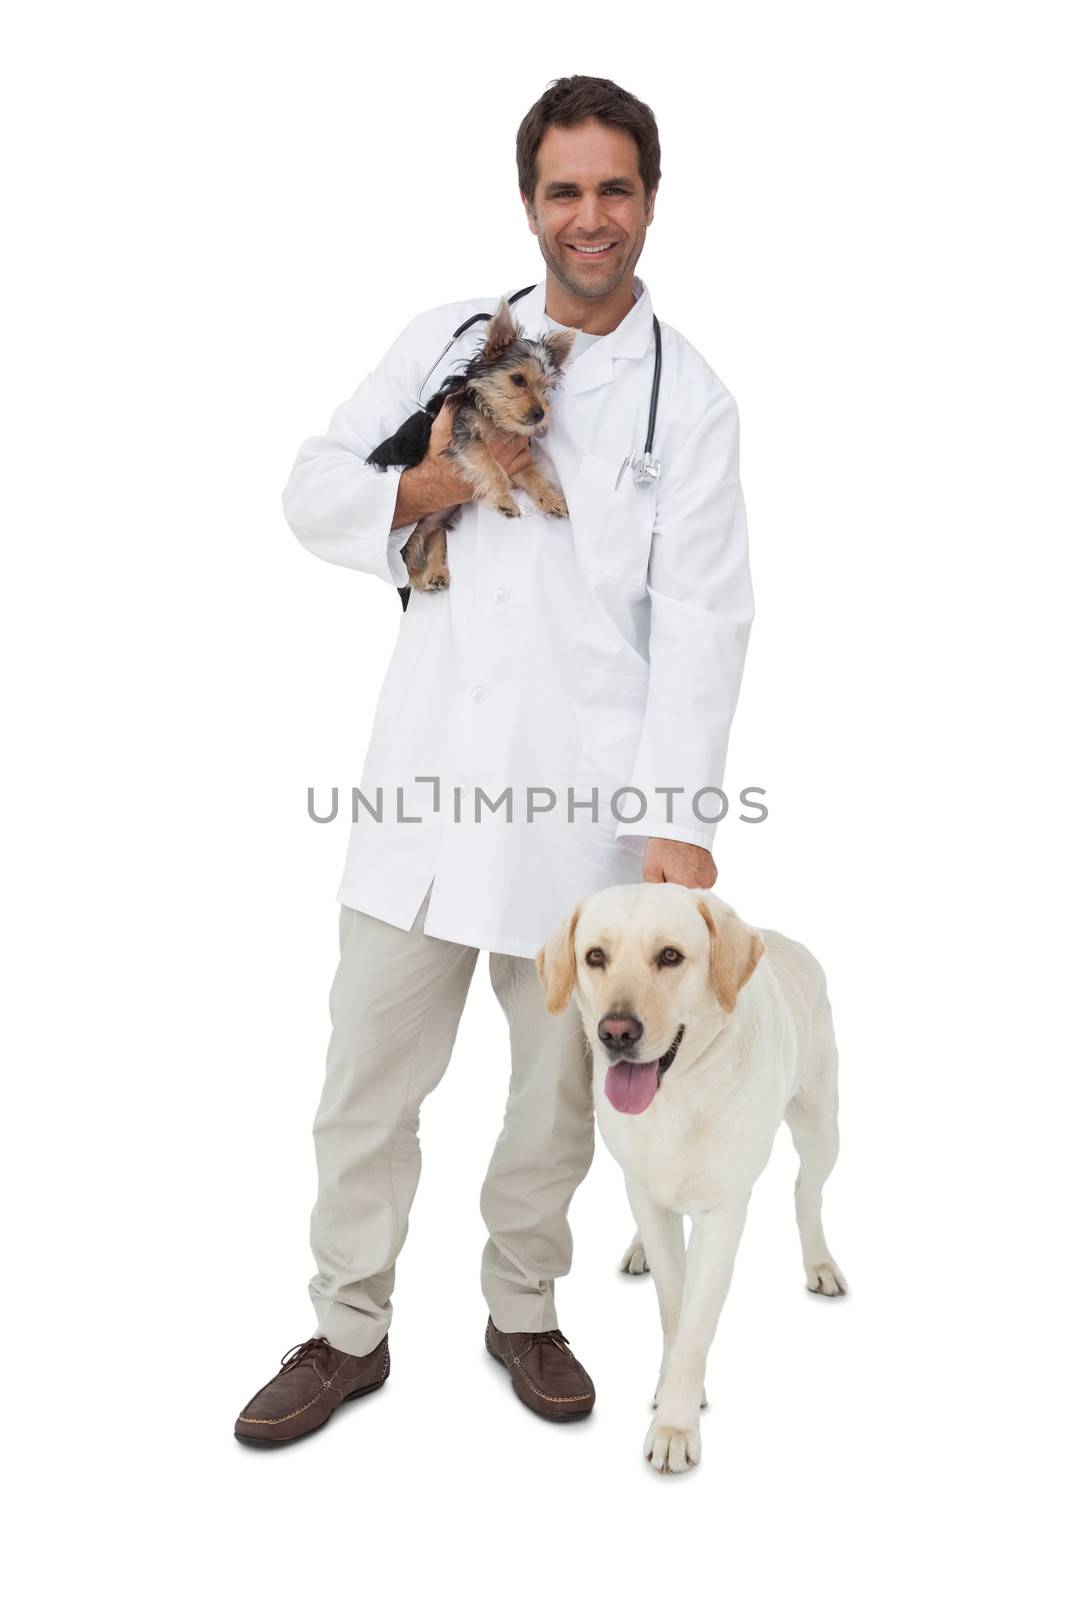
xmin=537 ymin=882 xmax=846 ymax=1474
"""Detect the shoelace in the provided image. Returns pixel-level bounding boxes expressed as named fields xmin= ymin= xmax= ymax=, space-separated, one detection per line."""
xmin=523 ymin=1330 xmax=572 ymax=1355
xmin=277 ymin=1336 xmax=332 ymax=1374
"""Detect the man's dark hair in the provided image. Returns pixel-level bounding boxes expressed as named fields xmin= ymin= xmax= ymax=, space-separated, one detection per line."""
xmin=516 ymin=76 xmax=661 ymax=206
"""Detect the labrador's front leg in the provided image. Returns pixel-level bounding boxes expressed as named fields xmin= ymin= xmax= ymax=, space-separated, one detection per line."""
xmin=624 ymin=1182 xmax=685 ymax=1409
xmin=644 ymin=1200 xmax=749 ymax=1474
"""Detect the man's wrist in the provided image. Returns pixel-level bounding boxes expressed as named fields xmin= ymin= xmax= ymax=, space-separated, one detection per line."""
xmin=391 ymin=459 xmax=468 ymax=530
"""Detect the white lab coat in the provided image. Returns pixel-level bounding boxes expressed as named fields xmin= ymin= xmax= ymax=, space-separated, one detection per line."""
xmin=282 ymin=276 xmax=754 ymax=957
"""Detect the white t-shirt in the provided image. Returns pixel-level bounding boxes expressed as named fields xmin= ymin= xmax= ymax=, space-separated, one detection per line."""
xmin=543 ymin=313 xmax=604 ymax=360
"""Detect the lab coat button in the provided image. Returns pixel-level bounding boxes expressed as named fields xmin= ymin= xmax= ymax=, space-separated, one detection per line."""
xmin=471 ymin=685 xmax=488 ymax=703
xmin=491 ymin=587 xmax=509 ymax=605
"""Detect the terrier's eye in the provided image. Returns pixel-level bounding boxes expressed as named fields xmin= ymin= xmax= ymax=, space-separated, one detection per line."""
xmin=656 ymin=947 xmax=684 ymax=967
xmin=510 ymin=373 xmax=526 ymax=387
xmin=585 ymin=947 xmax=606 ymax=968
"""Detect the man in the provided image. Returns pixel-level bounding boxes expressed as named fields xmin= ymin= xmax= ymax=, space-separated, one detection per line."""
xmin=234 ymin=75 xmax=754 ymax=1446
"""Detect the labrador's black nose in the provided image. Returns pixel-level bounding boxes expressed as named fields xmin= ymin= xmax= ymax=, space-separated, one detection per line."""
xmin=528 ymin=406 xmax=545 ymax=423
xmin=598 ymin=1013 xmax=644 ymax=1050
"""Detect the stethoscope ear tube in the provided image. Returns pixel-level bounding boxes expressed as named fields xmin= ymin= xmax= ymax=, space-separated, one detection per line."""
xmin=415 ymin=284 xmax=538 ymax=405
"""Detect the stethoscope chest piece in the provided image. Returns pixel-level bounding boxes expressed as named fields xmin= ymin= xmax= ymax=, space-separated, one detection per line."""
xmin=615 ymin=448 xmax=661 ymax=490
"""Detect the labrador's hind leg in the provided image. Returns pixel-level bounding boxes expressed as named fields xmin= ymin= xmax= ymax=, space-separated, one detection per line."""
xmin=786 ymin=1004 xmax=848 ymax=1296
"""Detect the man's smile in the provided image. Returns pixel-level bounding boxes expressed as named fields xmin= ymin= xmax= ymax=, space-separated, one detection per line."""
xmin=563 ymin=240 xmax=619 ymax=258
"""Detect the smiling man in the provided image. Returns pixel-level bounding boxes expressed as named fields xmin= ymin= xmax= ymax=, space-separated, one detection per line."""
xmin=234 ymin=75 xmax=754 ymax=1448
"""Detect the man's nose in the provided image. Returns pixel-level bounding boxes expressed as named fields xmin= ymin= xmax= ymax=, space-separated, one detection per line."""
xmin=574 ymin=193 xmax=608 ymax=233
xmin=598 ymin=1013 xmax=644 ymax=1050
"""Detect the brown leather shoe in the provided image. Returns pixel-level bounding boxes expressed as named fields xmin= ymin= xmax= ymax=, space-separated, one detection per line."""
xmin=234 ymin=1335 xmax=389 ymax=1447
xmin=485 ymin=1318 xmax=595 ymax=1420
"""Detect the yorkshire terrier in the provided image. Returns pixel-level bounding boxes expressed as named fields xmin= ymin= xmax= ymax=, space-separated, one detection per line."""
xmin=366 ymin=297 xmax=577 ymax=593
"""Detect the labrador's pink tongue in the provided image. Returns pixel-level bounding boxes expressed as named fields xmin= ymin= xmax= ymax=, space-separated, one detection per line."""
xmin=605 ymin=1061 xmax=659 ymax=1114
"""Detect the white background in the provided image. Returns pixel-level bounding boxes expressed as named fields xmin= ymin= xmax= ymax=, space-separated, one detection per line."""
xmin=4 ymin=2 xmax=1064 ymax=1594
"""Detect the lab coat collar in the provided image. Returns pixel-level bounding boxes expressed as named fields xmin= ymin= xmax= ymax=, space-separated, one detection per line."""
xmin=516 ymin=274 xmax=655 ymax=397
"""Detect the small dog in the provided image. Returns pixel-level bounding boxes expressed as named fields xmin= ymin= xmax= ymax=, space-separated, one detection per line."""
xmin=537 ymin=882 xmax=847 ymax=1474
xmin=366 ymin=297 xmax=576 ymax=592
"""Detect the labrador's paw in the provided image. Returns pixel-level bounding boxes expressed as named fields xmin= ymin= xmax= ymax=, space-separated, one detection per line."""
xmin=805 ymin=1258 xmax=848 ymax=1296
xmin=620 ymin=1237 xmax=649 ymax=1275
xmin=644 ymin=1420 xmax=701 ymax=1474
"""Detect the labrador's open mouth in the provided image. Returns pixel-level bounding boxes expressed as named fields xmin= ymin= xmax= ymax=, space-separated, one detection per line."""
xmin=604 ymin=1026 xmax=685 ymax=1116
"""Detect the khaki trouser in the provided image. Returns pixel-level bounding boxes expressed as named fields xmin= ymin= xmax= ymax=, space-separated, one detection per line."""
xmin=308 ymin=887 xmax=594 ymax=1357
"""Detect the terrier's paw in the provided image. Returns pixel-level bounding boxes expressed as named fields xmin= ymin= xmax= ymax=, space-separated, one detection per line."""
xmin=411 ymin=567 xmax=449 ymax=593
xmin=493 ymin=496 xmax=521 ymax=518
xmin=644 ymin=1420 xmax=701 ymax=1475
xmin=805 ymin=1259 xmax=848 ymax=1296
xmin=537 ymin=488 xmax=569 ymax=518
xmin=620 ymin=1239 xmax=649 ymax=1275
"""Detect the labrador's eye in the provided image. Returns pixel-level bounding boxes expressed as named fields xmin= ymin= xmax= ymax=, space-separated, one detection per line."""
xmin=657 ymin=947 xmax=684 ymax=967
xmin=510 ymin=373 xmax=526 ymax=387
xmin=585 ymin=947 xmax=606 ymax=968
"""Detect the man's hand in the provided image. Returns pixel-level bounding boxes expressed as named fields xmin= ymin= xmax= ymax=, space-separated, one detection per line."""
xmin=643 ymin=838 xmax=718 ymax=888
xmin=391 ymin=403 xmax=534 ymax=530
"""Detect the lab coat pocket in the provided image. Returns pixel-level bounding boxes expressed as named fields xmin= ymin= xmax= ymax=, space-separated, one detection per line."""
xmin=572 ymin=662 xmax=649 ymax=822
xmin=569 ymin=451 xmax=656 ymax=589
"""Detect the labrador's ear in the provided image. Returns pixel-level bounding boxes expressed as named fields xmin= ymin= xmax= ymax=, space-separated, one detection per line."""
xmin=536 ymin=903 xmax=582 ymax=1015
xmin=482 ymin=295 xmax=518 ymax=362
xmin=695 ymin=897 xmax=765 ymax=1015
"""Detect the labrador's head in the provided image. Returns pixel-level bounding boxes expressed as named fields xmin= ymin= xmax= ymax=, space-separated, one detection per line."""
xmin=536 ymin=884 xmax=764 ymax=1115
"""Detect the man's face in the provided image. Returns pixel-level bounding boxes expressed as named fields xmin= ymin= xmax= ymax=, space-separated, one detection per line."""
xmin=523 ymin=118 xmax=656 ymax=300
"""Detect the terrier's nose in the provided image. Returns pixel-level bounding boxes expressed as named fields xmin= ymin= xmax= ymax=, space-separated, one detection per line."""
xmin=598 ymin=1013 xmax=644 ymax=1050
xmin=528 ymin=406 xmax=545 ymax=423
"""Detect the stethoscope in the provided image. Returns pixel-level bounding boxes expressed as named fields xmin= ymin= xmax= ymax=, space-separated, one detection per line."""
xmin=415 ymin=282 xmax=663 ymax=491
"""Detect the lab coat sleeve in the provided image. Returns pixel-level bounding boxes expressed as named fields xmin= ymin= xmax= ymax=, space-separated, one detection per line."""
xmin=614 ymin=387 xmax=754 ymax=856
xmin=281 ymin=312 xmax=432 ymax=586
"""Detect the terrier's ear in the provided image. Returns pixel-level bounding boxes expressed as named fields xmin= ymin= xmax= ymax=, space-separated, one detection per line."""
xmin=482 ymin=296 xmax=518 ymax=362
xmin=542 ymin=326 xmax=577 ymax=370
xmin=536 ymin=903 xmax=582 ymax=1014
xmin=695 ymin=897 xmax=764 ymax=1015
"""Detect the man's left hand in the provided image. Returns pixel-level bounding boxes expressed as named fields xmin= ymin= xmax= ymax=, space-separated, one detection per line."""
xmin=643 ymin=838 xmax=717 ymax=888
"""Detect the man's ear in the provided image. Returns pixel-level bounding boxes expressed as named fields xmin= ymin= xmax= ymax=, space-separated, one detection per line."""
xmin=695 ymin=897 xmax=764 ymax=1015
xmin=482 ymin=296 xmax=517 ymax=362
xmin=536 ymin=903 xmax=582 ymax=1014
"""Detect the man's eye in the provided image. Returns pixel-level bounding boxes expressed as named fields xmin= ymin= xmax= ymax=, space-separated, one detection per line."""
xmin=657 ymin=947 xmax=684 ymax=967
xmin=585 ymin=948 xmax=606 ymax=968
xmin=510 ymin=373 xmax=526 ymax=387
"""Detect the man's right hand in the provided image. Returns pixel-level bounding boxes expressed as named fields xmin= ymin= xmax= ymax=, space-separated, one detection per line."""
xmin=391 ymin=402 xmax=534 ymax=530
